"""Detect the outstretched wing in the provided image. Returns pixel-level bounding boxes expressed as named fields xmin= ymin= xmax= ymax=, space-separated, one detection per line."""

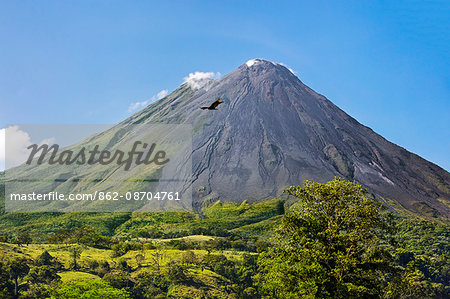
xmin=209 ymin=98 xmax=223 ymax=109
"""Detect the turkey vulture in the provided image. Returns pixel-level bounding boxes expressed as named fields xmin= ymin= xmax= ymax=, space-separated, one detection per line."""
xmin=200 ymin=98 xmax=223 ymax=110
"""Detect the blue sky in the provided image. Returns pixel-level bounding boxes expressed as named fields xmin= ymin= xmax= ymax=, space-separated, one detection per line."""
xmin=0 ymin=1 xmax=449 ymax=171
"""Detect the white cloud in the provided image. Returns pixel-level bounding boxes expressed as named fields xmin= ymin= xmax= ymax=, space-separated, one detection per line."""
xmin=128 ymin=89 xmax=169 ymax=113
xmin=128 ymin=101 xmax=148 ymax=113
xmin=245 ymin=59 xmax=296 ymax=75
xmin=0 ymin=125 xmax=55 ymax=171
xmin=183 ymin=71 xmax=221 ymax=90
xmin=245 ymin=58 xmax=277 ymax=67
xmin=246 ymin=59 xmax=262 ymax=67
xmin=1 ymin=126 xmax=31 ymax=170
xmin=156 ymin=89 xmax=168 ymax=100
xmin=0 ymin=128 xmax=4 ymax=171
xmin=279 ymin=62 xmax=296 ymax=75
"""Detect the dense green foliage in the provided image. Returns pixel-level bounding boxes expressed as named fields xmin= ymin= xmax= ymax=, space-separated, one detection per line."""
xmin=0 ymin=177 xmax=448 ymax=298
xmin=255 ymin=178 xmax=448 ymax=298
xmin=257 ymin=178 xmax=396 ymax=297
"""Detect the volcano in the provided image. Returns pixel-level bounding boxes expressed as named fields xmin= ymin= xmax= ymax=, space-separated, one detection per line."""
xmin=7 ymin=59 xmax=450 ymax=216
xmin=121 ymin=59 xmax=449 ymax=217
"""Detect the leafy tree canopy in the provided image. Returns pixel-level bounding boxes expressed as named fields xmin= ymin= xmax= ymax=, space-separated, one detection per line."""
xmin=257 ymin=177 xmax=397 ymax=298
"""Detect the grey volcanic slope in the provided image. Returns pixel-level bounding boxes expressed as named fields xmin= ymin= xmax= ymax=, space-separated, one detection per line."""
xmin=7 ymin=59 xmax=448 ymax=216
xmin=122 ymin=59 xmax=449 ymax=217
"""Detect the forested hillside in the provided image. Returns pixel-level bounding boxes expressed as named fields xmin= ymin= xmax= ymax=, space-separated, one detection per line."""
xmin=0 ymin=177 xmax=448 ymax=298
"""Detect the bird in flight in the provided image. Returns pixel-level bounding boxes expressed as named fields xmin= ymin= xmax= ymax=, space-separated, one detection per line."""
xmin=200 ymin=98 xmax=223 ymax=110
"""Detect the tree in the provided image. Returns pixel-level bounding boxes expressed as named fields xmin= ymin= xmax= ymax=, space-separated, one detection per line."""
xmin=46 ymin=226 xmax=113 ymax=249
xmin=117 ymin=259 xmax=132 ymax=272
xmin=93 ymin=261 xmax=110 ymax=277
xmin=202 ymin=254 xmax=236 ymax=280
xmin=181 ymin=250 xmax=197 ymax=266
xmin=135 ymin=253 xmax=145 ymax=267
xmin=7 ymin=257 xmax=30 ymax=296
xmin=68 ymin=245 xmax=84 ymax=270
xmin=238 ymin=253 xmax=258 ymax=289
xmin=167 ymin=262 xmax=187 ymax=282
xmin=103 ymin=270 xmax=134 ymax=289
xmin=72 ymin=225 xmax=112 ymax=249
xmin=25 ymin=265 xmax=60 ymax=284
xmin=46 ymin=228 xmax=72 ymax=244
xmin=35 ymin=250 xmax=62 ymax=270
xmin=21 ymin=283 xmax=53 ymax=299
xmin=257 ymin=178 xmax=397 ymax=298
xmin=132 ymin=272 xmax=169 ymax=299
xmin=0 ymin=232 xmax=8 ymax=243
xmin=150 ymin=249 xmax=164 ymax=271
xmin=13 ymin=232 xmax=32 ymax=246
xmin=36 ymin=250 xmax=53 ymax=266
xmin=0 ymin=261 xmax=14 ymax=297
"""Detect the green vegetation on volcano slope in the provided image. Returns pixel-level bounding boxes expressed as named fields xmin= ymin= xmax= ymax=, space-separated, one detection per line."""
xmin=0 ymin=176 xmax=449 ymax=298
xmin=114 ymin=199 xmax=284 ymax=240
xmin=0 ymin=172 xmax=285 ymax=243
